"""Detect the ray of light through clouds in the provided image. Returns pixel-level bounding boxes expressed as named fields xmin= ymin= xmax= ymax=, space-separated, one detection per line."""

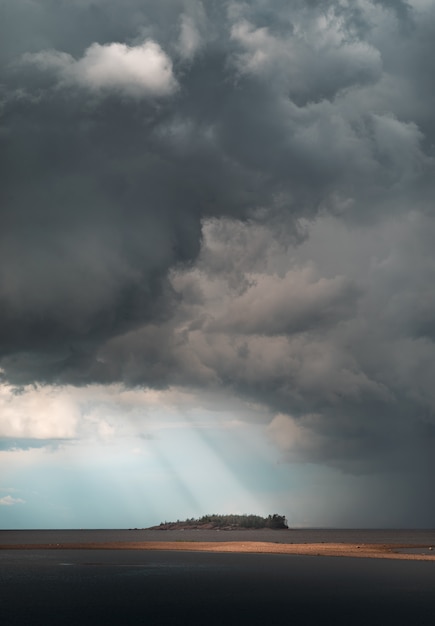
xmin=1 ymin=0 xmax=435 ymax=529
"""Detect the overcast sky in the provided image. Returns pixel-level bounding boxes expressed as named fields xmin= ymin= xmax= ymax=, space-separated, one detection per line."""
xmin=1 ymin=0 xmax=435 ymax=529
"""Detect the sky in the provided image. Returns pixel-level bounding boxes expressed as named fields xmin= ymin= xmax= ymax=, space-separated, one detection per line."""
xmin=1 ymin=0 xmax=435 ymax=529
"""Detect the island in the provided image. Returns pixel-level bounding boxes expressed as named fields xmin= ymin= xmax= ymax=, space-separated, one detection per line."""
xmin=147 ymin=513 xmax=288 ymax=530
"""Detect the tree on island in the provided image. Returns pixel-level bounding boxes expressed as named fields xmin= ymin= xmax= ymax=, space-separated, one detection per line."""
xmin=153 ymin=513 xmax=288 ymax=530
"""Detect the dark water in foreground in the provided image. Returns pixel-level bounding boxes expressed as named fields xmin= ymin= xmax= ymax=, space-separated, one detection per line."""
xmin=1 ymin=531 xmax=435 ymax=626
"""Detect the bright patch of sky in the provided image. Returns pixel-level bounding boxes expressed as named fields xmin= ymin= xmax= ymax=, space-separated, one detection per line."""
xmin=0 ymin=382 xmax=424 ymax=529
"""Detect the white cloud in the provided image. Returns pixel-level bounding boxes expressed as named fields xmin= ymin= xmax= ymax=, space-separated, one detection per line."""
xmin=0 ymin=495 xmax=25 ymax=506
xmin=24 ymin=39 xmax=178 ymax=98
xmin=0 ymin=381 xmax=263 ymax=446
xmin=0 ymin=384 xmax=79 ymax=439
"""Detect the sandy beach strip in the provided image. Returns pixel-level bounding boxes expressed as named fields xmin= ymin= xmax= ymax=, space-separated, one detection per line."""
xmin=1 ymin=541 xmax=435 ymax=560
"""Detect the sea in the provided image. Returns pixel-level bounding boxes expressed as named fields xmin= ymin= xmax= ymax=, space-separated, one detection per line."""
xmin=1 ymin=529 xmax=435 ymax=626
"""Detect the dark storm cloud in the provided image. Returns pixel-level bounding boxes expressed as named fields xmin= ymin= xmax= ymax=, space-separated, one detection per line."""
xmin=2 ymin=0 xmax=435 ymax=487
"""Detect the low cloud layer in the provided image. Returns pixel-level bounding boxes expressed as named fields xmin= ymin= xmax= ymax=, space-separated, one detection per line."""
xmin=1 ymin=0 xmax=435 ymax=507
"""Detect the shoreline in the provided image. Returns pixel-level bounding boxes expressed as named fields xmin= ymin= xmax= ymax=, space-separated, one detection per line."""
xmin=1 ymin=540 xmax=435 ymax=560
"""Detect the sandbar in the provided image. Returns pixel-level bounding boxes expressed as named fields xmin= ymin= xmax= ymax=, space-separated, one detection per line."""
xmin=1 ymin=540 xmax=435 ymax=560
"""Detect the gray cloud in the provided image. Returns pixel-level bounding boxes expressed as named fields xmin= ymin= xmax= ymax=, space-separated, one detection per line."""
xmin=1 ymin=0 xmax=435 ymax=498
xmin=203 ymin=270 xmax=359 ymax=335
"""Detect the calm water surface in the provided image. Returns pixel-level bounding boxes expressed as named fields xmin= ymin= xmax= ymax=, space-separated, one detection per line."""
xmin=1 ymin=530 xmax=435 ymax=626
xmin=1 ymin=527 xmax=435 ymax=545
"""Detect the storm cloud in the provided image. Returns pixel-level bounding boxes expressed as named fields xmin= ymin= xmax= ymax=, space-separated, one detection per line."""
xmin=1 ymin=0 xmax=435 ymax=502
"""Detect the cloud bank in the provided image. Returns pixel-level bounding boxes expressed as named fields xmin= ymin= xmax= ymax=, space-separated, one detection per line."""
xmin=1 ymin=1 xmax=435 ymax=510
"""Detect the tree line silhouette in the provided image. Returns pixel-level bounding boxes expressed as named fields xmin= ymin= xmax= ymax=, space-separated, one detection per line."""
xmin=158 ymin=513 xmax=288 ymax=529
